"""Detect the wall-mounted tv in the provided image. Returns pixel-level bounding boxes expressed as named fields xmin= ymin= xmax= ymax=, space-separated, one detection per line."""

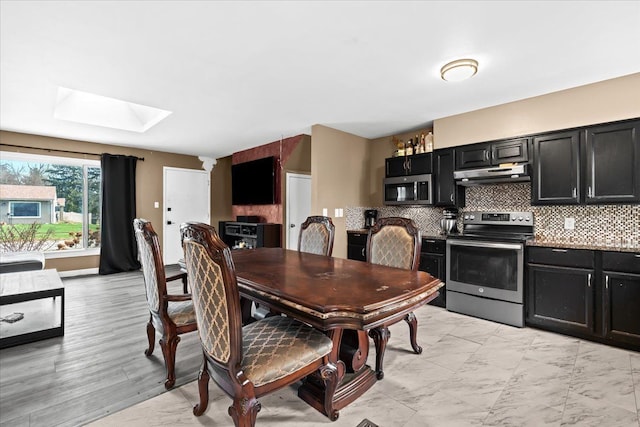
xmin=231 ymin=156 xmax=276 ymax=205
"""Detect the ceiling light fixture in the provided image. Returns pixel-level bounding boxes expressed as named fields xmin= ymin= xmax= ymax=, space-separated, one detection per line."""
xmin=440 ymin=58 xmax=479 ymax=82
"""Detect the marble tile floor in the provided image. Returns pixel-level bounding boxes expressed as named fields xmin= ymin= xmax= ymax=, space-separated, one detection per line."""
xmin=90 ymin=306 xmax=640 ymax=427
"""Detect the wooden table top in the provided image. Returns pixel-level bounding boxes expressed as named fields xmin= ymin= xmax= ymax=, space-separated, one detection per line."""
xmin=232 ymin=248 xmax=442 ymax=330
xmin=0 ymin=269 xmax=63 ymax=299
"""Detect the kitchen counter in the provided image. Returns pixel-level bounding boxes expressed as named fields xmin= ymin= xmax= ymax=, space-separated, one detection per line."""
xmin=526 ymin=239 xmax=639 ymax=253
xmin=347 ymin=229 xmax=447 ymax=241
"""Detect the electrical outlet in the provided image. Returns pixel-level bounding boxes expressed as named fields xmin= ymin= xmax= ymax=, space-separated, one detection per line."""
xmin=564 ymin=217 xmax=575 ymax=230
xmin=154 ymin=201 xmax=159 ymax=208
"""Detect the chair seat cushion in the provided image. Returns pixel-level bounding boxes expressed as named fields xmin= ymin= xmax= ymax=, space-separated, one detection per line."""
xmin=241 ymin=315 xmax=333 ymax=387
xmin=167 ymin=300 xmax=196 ymax=326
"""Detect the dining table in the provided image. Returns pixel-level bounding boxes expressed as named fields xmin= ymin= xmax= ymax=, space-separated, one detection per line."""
xmin=230 ymin=247 xmax=442 ymax=420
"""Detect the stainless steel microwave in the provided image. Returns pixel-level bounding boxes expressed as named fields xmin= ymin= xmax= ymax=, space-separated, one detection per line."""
xmin=383 ymin=174 xmax=433 ymax=205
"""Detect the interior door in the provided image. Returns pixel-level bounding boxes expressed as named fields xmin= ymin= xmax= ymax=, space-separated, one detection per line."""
xmin=286 ymin=173 xmax=311 ymax=250
xmin=163 ymin=167 xmax=210 ymax=264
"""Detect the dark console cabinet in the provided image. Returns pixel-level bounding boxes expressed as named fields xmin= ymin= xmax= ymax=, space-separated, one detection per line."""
xmin=219 ymin=221 xmax=281 ymax=249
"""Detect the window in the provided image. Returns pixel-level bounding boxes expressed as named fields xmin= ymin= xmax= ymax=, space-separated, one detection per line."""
xmin=0 ymin=151 xmax=101 ymax=253
xmin=10 ymin=201 xmax=41 ymax=218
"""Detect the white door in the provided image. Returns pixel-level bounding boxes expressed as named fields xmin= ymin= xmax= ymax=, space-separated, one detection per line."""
xmin=286 ymin=173 xmax=311 ymax=250
xmin=163 ymin=167 xmax=210 ymax=264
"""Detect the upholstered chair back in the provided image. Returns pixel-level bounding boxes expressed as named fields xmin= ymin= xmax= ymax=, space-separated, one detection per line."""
xmin=298 ymin=216 xmax=335 ymax=256
xmin=134 ymin=219 xmax=166 ymax=313
xmin=367 ymin=217 xmax=421 ymax=271
xmin=181 ymin=222 xmax=243 ymax=368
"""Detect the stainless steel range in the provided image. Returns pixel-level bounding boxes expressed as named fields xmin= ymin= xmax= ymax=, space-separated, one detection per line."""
xmin=446 ymin=211 xmax=534 ymax=327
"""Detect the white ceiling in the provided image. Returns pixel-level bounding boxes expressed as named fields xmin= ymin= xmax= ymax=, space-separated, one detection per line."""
xmin=1 ymin=1 xmax=639 ymax=159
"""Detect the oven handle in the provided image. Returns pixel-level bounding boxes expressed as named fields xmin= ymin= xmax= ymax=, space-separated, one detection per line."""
xmin=447 ymin=239 xmax=523 ymax=251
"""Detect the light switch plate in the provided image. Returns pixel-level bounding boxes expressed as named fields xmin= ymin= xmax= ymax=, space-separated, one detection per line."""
xmin=154 ymin=201 xmax=159 ymax=208
xmin=322 ymin=208 xmax=328 ymax=216
xmin=564 ymin=217 xmax=575 ymax=230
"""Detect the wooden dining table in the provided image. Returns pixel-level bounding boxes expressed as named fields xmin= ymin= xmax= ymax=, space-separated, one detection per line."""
xmin=231 ymin=247 xmax=442 ymax=420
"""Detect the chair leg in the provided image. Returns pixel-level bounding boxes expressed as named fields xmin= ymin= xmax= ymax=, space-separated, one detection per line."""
xmin=368 ymin=326 xmax=390 ymax=380
xmin=144 ymin=317 xmax=155 ymax=356
xmin=193 ymin=358 xmax=210 ymax=416
xmin=182 ymin=275 xmax=188 ymax=293
xmin=229 ymin=395 xmax=261 ymax=427
xmin=404 ymin=312 xmax=422 ymax=354
xmin=160 ymin=332 xmax=181 ymax=389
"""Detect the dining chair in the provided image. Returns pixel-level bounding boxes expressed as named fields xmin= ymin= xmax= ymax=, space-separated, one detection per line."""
xmin=133 ymin=218 xmax=197 ymax=389
xmin=298 ymin=215 xmax=335 ymax=256
xmin=180 ymin=222 xmax=338 ymax=426
xmin=366 ymin=216 xmax=422 ymax=380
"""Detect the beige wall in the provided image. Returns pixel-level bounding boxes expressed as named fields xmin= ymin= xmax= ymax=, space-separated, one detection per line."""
xmin=311 ymin=125 xmax=370 ymax=258
xmin=434 ymin=73 xmax=640 ymax=148
xmin=210 ymin=155 xmax=233 ymax=231
xmin=0 ymin=131 xmax=203 ymax=271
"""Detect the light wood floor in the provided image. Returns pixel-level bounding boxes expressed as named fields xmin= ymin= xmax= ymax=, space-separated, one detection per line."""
xmin=0 ymin=267 xmax=203 ymax=427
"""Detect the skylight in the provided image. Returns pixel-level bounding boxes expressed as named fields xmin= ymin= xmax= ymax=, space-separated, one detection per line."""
xmin=53 ymin=87 xmax=172 ymax=133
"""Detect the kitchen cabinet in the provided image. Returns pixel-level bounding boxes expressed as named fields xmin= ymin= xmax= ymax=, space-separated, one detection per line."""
xmin=532 ymin=118 xmax=640 ymax=205
xmin=526 ymin=247 xmax=595 ymax=336
xmin=601 ymin=251 xmax=640 ymax=347
xmin=347 ymin=231 xmax=368 ymax=262
xmin=455 ymin=138 xmax=529 ymax=170
xmin=531 ymin=131 xmax=581 ymax=205
xmin=419 ymin=237 xmax=446 ymax=307
xmin=385 ymin=152 xmax=432 ymax=177
xmin=433 ymin=148 xmax=465 ymax=207
xmin=584 ymin=120 xmax=640 ymax=204
xmin=526 ymin=246 xmax=640 ymax=351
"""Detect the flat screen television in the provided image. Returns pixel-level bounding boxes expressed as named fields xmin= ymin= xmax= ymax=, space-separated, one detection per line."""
xmin=231 ymin=156 xmax=276 ymax=205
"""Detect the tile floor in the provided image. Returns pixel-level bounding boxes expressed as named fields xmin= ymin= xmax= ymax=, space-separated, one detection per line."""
xmin=89 ymin=306 xmax=640 ymax=427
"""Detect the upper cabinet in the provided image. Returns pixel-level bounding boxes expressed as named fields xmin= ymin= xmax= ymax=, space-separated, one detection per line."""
xmin=532 ymin=119 xmax=640 ymax=205
xmin=584 ymin=120 xmax=640 ymax=204
xmin=385 ymin=152 xmax=432 ymax=177
xmin=434 ymin=148 xmax=465 ymax=207
xmin=532 ymin=131 xmax=581 ymax=205
xmin=455 ymin=138 xmax=529 ymax=170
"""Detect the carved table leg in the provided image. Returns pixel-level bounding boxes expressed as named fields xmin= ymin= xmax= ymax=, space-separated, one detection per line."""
xmin=368 ymin=326 xmax=390 ymax=380
xmin=404 ymin=312 xmax=422 ymax=354
xmin=320 ymin=362 xmax=340 ymax=421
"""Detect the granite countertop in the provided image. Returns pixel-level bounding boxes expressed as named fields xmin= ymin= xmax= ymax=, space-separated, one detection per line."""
xmin=347 ymin=229 xmax=447 ymax=240
xmin=526 ymin=239 xmax=640 ymax=253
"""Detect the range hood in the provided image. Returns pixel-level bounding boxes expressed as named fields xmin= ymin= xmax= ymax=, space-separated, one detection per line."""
xmin=454 ymin=164 xmax=530 ymax=186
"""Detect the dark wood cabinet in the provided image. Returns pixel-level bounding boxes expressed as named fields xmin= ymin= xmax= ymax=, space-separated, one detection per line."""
xmin=385 ymin=152 xmax=432 ymax=177
xmin=456 ymin=138 xmax=529 ymax=170
xmin=419 ymin=238 xmax=446 ymax=307
xmin=527 ymin=263 xmax=594 ymax=335
xmin=347 ymin=231 xmax=368 ymax=262
xmin=584 ymin=120 xmax=640 ymax=204
xmin=532 ymin=131 xmax=581 ymax=205
xmin=526 ymin=246 xmax=640 ymax=351
xmin=433 ymin=148 xmax=465 ymax=207
xmin=601 ymin=251 xmax=640 ymax=347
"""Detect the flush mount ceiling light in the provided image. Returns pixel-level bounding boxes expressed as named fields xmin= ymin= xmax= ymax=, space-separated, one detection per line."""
xmin=440 ymin=58 xmax=479 ymax=82
xmin=54 ymin=87 xmax=172 ymax=133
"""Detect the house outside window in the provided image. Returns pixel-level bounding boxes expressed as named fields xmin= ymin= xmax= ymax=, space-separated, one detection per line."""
xmin=9 ymin=201 xmax=41 ymax=218
xmin=0 ymin=151 xmax=101 ymax=253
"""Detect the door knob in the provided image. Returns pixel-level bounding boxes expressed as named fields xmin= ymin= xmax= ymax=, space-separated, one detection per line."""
xmin=167 ymin=221 xmax=173 ymax=225
xmin=290 ymin=224 xmax=296 ymax=228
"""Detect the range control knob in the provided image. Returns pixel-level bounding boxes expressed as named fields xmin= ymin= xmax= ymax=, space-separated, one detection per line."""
xmin=525 ymin=216 xmax=531 ymax=222
xmin=470 ymin=215 xmax=475 ymax=220
xmin=464 ymin=215 xmax=469 ymax=220
xmin=518 ymin=216 xmax=524 ymax=221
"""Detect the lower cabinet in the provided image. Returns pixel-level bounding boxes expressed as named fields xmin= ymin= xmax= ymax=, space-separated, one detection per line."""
xmin=419 ymin=238 xmax=446 ymax=307
xmin=347 ymin=231 xmax=368 ymax=262
xmin=526 ymin=246 xmax=639 ymax=350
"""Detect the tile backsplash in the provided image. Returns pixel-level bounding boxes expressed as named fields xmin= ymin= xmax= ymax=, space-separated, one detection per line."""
xmin=346 ymin=183 xmax=640 ymax=248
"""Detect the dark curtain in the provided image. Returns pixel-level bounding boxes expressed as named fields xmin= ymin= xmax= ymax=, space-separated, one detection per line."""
xmin=99 ymin=154 xmax=141 ymax=274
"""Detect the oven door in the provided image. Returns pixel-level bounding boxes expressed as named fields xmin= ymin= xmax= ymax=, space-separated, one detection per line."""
xmin=446 ymin=238 xmax=523 ymax=303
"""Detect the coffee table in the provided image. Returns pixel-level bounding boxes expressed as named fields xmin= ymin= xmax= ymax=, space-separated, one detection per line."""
xmin=0 ymin=269 xmax=64 ymax=348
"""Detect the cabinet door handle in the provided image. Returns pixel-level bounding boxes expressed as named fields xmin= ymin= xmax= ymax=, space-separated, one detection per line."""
xmin=572 ymin=187 xmax=577 ymax=198
xmin=605 ymin=275 xmax=609 ymax=289
xmin=361 ymin=248 xmax=365 ymax=257
xmin=450 ymin=193 xmax=454 ymax=202
xmin=484 ymin=151 xmax=489 ymax=161
xmin=587 ymin=186 xmax=593 ymax=198
xmin=425 ymin=239 xmax=436 ymax=243
xmin=635 ymin=254 xmax=640 ymax=258
xmin=551 ymin=248 xmax=568 ymax=253
xmin=587 ymin=273 xmax=591 ymax=287
xmin=408 ymin=158 xmax=412 ymax=170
